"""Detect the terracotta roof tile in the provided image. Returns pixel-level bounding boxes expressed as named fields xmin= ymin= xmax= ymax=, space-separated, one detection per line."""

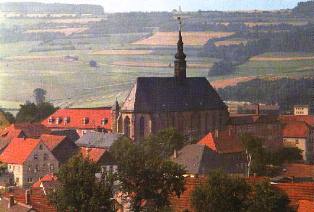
xmin=42 ymin=108 xmax=112 ymax=130
xmin=274 ymin=182 xmax=314 ymax=207
xmin=40 ymin=134 xmax=66 ymax=151
xmin=280 ymin=115 xmax=314 ymax=127
xmin=281 ymin=163 xmax=314 ymax=178
xmin=198 ymin=129 xmax=243 ymax=154
xmin=3 ymin=188 xmax=56 ymax=212
xmin=297 ymin=200 xmax=314 ymax=212
xmin=0 ymin=138 xmax=40 ymax=164
xmin=282 ymin=121 xmax=310 ymax=138
xmin=32 ymin=173 xmax=57 ymax=188
xmin=80 ymin=147 xmax=106 ymax=163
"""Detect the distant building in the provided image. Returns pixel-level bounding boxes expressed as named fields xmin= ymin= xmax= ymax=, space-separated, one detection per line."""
xmin=294 ymin=105 xmax=310 ymax=116
xmin=42 ymin=108 xmax=112 ymax=136
xmin=228 ymin=114 xmax=283 ymax=150
xmin=197 ymin=128 xmax=247 ymax=175
xmin=76 ymin=132 xmax=124 ymax=173
xmin=113 ymin=26 xmax=229 ymax=141
xmin=226 ymin=101 xmax=280 ymax=115
xmin=0 ymin=123 xmax=50 ymax=153
xmin=0 ymin=138 xmax=59 ymax=188
xmin=282 ymin=121 xmax=314 ymax=163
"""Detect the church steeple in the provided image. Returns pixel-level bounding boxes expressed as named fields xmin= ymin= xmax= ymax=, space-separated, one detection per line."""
xmin=174 ymin=17 xmax=187 ymax=81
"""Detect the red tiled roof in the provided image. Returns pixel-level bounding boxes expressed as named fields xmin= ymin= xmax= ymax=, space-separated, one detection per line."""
xmin=3 ymin=188 xmax=56 ymax=212
xmin=280 ymin=115 xmax=314 ymax=127
xmin=197 ymin=129 xmax=243 ymax=154
xmin=0 ymin=138 xmax=40 ymax=164
xmin=282 ymin=121 xmax=310 ymax=138
xmin=32 ymin=173 xmax=57 ymax=188
xmin=80 ymin=147 xmax=106 ymax=163
xmin=42 ymin=108 xmax=112 ymax=130
xmin=298 ymin=200 xmax=314 ymax=212
xmin=281 ymin=163 xmax=314 ymax=178
xmin=170 ymin=176 xmax=207 ymax=212
xmin=274 ymin=182 xmax=314 ymax=207
xmin=40 ymin=134 xmax=66 ymax=151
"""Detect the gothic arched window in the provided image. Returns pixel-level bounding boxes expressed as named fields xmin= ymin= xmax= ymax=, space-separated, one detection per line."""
xmin=124 ymin=116 xmax=130 ymax=138
xmin=139 ymin=116 xmax=145 ymax=139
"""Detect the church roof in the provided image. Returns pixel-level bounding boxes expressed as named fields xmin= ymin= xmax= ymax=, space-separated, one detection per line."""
xmin=121 ymin=77 xmax=226 ymax=113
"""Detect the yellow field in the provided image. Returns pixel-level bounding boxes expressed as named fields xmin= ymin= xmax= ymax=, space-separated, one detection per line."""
xmin=111 ymin=61 xmax=212 ymax=69
xmin=49 ymin=18 xmax=103 ymax=24
xmin=215 ymin=40 xmax=247 ymax=46
xmin=245 ymin=21 xmax=308 ymax=27
xmin=90 ymin=50 xmax=153 ymax=55
xmin=250 ymin=56 xmax=314 ymax=61
xmin=211 ymin=77 xmax=256 ymax=89
xmin=25 ymin=27 xmax=88 ymax=36
xmin=132 ymin=31 xmax=234 ymax=46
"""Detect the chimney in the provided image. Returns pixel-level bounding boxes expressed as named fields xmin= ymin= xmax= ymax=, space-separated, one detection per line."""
xmin=173 ymin=149 xmax=177 ymax=159
xmin=8 ymin=195 xmax=14 ymax=208
xmin=25 ymin=189 xmax=31 ymax=205
xmin=214 ymin=129 xmax=219 ymax=139
xmin=256 ymin=104 xmax=260 ymax=115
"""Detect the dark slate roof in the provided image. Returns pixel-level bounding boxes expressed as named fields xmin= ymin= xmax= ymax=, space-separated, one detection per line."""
xmin=172 ymin=144 xmax=222 ymax=175
xmin=75 ymin=132 xmax=124 ymax=149
xmin=50 ymin=129 xmax=80 ymax=143
xmin=122 ymin=77 xmax=227 ymax=113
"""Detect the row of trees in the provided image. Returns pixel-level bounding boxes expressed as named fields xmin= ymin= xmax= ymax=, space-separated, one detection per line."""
xmin=191 ymin=171 xmax=290 ymax=212
xmin=218 ymin=78 xmax=313 ymax=112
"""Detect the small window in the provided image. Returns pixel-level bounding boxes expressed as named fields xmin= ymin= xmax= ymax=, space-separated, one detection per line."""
xmin=15 ymin=177 xmax=19 ymax=183
xmin=43 ymin=153 xmax=48 ymax=161
xmin=48 ymin=117 xmax=54 ymax=124
xmin=101 ymin=118 xmax=108 ymax=125
xmin=34 ymin=165 xmax=39 ymax=173
xmin=39 ymin=145 xmax=43 ymax=150
xmin=82 ymin=117 xmax=89 ymax=125
xmin=27 ymin=178 xmax=32 ymax=183
xmin=296 ymin=139 xmax=299 ymax=144
xmin=34 ymin=154 xmax=38 ymax=160
xmin=64 ymin=117 xmax=70 ymax=124
xmin=50 ymin=164 xmax=54 ymax=171
xmin=56 ymin=117 xmax=62 ymax=124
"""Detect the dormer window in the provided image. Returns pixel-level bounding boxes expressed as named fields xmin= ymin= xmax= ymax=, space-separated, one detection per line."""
xmin=56 ymin=117 xmax=62 ymax=124
xmin=48 ymin=117 xmax=54 ymax=124
xmin=64 ymin=117 xmax=70 ymax=124
xmin=101 ymin=118 xmax=108 ymax=125
xmin=82 ymin=117 xmax=89 ymax=125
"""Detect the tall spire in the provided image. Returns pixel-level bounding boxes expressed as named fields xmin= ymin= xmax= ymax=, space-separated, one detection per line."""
xmin=174 ymin=16 xmax=187 ymax=81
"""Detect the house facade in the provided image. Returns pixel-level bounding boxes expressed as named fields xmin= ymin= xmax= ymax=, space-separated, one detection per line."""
xmin=0 ymin=138 xmax=59 ymax=187
xmin=113 ymin=29 xmax=229 ymax=141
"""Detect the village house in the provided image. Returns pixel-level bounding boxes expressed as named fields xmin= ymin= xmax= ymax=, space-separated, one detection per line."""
xmin=228 ymin=114 xmax=283 ymax=150
xmin=112 ymin=27 xmax=229 ymax=142
xmin=0 ymin=123 xmax=50 ymax=153
xmin=281 ymin=121 xmax=313 ymax=163
xmin=42 ymin=107 xmax=112 ymax=137
xmin=0 ymin=138 xmax=59 ymax=188
xmin=76 ymin=132 xmax=124 ymax=173
xmin=197 ymin=128 xmax=247 ymax=175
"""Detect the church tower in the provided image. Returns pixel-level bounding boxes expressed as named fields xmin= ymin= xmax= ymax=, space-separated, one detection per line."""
xmin=174 ymin=17 xmax=187 ymax=81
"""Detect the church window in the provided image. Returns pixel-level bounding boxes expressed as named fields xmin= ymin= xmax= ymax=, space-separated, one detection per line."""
xmin=124 ymin=116 xmax=131 ymax=138
xmin=139 ymin=116 xmax=145 ymax=138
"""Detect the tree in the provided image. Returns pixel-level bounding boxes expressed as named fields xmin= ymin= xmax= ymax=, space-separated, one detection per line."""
xmin=49 ymin=154 xmax=114 ymax=212
xmin=191 ymin=171 xmax=251 ymax=212
xmin=110 ymin=135 xmax=186 ymax=211
xmin=89 ymin=60 xmax=97 ymax=67
xmin=145 ymin=128 xmax=187 ymax=158
xmin=248 ymin=180 xmax=290 ymax=212
xmin=33 ymin=88 xmax=47 ymax=105
xmin=240 ymin=134 xmax=266 ymax=176
xmin=208 ymin=60 xmax=235 ymax=76
xmin=15 ymin=102 xmax=58 ymax=123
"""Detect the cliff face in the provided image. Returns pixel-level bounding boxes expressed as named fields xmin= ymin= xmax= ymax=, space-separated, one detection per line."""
xmin=0 ymin=2 xmax=104 ymax=15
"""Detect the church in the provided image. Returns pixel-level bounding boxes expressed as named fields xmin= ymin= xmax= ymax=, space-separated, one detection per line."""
xmin=111 ymin=26 xmax=229 ymax=141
